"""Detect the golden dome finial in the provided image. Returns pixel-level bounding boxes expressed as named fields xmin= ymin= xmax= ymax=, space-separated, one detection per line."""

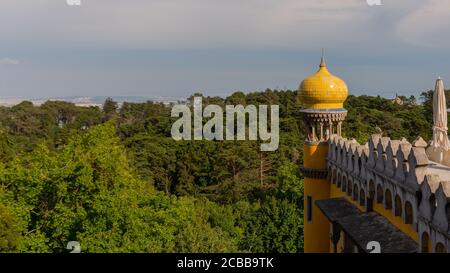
xmin=298 ymin=53 xmax=349 ymax=109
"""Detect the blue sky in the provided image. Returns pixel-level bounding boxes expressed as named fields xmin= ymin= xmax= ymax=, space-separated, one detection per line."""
xmin=1 ymin=0 xmax=450 ymax=99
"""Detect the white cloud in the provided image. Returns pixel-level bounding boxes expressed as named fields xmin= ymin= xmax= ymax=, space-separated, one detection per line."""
xmin=0 ymin=58 xmax=19 ymax=65
xmin=0 ymin=0 xmax=445 ymax=51
xmin=0 ymin=0 xmax=380 ymax=50
xmin=396 ymin=0 xmax=450 ymax=48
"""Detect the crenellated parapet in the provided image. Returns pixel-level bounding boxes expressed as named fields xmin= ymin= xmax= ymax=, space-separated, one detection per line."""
xmin=327 ymin=134 xmax=450 ymax=253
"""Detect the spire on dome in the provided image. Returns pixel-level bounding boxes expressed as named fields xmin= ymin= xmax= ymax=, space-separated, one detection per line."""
xmin=320 ymin=48 xmax=326 ymax=67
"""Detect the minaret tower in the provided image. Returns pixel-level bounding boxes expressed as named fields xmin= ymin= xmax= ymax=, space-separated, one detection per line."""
xmin=299 ymin=54 xmax=349 ymax=252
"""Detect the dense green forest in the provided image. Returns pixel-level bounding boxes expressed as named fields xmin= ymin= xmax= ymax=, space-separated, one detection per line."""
xmin=0 ymin=89 xmax=440 ymax=253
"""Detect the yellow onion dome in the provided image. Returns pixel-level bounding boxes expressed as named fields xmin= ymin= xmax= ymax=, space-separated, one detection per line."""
xmin=298 ymin=56 xmax=348 ymax=109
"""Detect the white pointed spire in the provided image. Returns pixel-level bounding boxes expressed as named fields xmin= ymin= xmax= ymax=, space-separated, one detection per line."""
xmin=431 ymin=77 xmax=449 ymax=150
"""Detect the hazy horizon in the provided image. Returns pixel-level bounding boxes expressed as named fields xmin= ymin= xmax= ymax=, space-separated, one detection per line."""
xmin=1 ymin=0 xmax=450 ymax=99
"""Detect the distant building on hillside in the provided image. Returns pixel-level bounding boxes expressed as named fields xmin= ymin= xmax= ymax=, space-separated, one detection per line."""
xmin=392 ymin=93 xmax=404 ymax=105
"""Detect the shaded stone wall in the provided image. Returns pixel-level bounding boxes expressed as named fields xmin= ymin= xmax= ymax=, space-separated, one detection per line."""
xmin=327 ymin=134 xmax=450 ymax=253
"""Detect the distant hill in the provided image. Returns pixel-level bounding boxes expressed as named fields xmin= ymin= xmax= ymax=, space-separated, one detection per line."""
xmin=0 ymin=96 xmax=185 ymax=107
